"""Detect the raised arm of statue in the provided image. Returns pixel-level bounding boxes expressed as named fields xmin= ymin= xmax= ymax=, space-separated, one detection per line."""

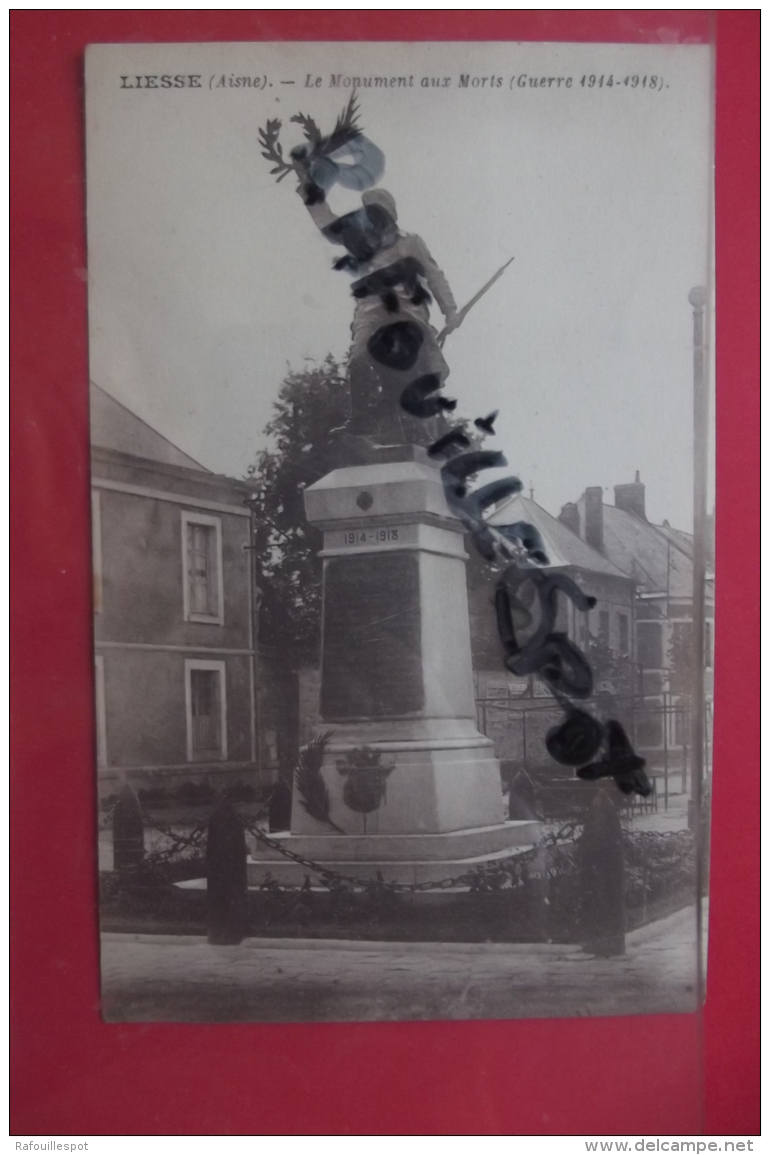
xmin=295 ymin=182 xmax=338 ymax=232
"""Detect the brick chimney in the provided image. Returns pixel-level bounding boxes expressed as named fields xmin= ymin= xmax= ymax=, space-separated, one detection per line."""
xmin=558 ymin=502 xmax=581 ymax=536
xmin=614 ymin=471 xmax=646 ymax=520
xmin=584 ymin=487 xmax=604 ymax=553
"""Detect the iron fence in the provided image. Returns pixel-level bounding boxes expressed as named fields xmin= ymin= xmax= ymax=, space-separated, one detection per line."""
xmin=475 ymin=692 xmax=713 ymax=813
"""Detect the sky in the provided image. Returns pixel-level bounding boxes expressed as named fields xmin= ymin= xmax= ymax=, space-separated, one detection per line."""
xmin=86 ymin=40 xmax=714 ymax=530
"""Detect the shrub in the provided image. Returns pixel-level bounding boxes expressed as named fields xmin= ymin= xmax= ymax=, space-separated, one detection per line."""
xmin=222 ymin=780 xmax=258 ymax=803
xmin=623 ymin=829 xmax=696 ymax=906
xmin=175 ymin=780 xmax=218 ymax=804
xmin=138 ymin=785 xmax=171 ymax=806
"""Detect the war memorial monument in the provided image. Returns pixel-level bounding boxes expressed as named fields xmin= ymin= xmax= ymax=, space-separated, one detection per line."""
xmin=250 ymin=99 xmax=540 ymax=885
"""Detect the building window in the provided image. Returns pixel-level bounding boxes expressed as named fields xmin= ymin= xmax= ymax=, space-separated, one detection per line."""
xmin=705 ymin=620 xmax=713 ymax=669
xmin=638 ymin=621 xmax=664 ymax=669
xmin=618 ymin=613 xmax=629 ymax=655
xmin=185 ymin=660 xmax=227 ymax=761
xmin=579 ymin=614 xmax=589 ymax=649
xmin=94 ymin=654 xmax=107 ymax=767
xmin=598 ymin=610 xmax=610 ymax=646
xmin=92 ymin=490 xmax=103 ymax=614
xmin=182 ymin=512 xmax=223 ymax=624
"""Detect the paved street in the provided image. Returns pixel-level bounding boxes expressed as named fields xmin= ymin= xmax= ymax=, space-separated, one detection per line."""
xmin=100 ymin=903 xmax=704 ymax=1023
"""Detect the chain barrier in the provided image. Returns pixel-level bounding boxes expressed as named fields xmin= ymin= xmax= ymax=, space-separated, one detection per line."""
xmin=106 ymin=795 xmax=689 ymax=893
xmin=137 ymin=800 xmax=274 ymax=868
xmin=240 ymin=819 xmax=575 ymax=894
xmin=139 ymin=810 xmax=208 ymax=866
xmin=241 ymin=820 xmax=690 ymax=895
xmin=106 ymin=802 xmax=268 ymax=876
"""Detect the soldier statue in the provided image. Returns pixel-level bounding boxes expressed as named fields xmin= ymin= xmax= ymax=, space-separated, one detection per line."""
xmin=260 ymin=98 xmax=460 ymax=447
xmin=296 ymin=180 xmax=460 ymax=445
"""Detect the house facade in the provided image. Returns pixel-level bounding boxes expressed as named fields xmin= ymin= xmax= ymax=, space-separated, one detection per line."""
xmin=91 ymin=383 xmax=264 ymax=802
xmin=568 ymin=475 xmax=714 ymax=765
xmin=468 ymin=493 xmax=638 ymax=776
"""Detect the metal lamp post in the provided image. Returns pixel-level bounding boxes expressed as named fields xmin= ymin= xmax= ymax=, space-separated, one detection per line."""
xmin=688 ymin=283 xmax=709 ymax=1018
xmin=242 ymin=488 xmax=264 ymax=784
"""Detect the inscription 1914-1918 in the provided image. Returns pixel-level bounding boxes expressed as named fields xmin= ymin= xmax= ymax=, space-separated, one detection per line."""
xmin=342 ymin=527 xmax=400 ymax=545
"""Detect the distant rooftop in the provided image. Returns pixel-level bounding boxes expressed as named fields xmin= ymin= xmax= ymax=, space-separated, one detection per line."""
xmin=576 ymin=496 xmax=696 ymax=598
xmin=487 ymin=493 xmax=629 ymax=579
xmin=90 ymin=382 xmax=208 ymax=472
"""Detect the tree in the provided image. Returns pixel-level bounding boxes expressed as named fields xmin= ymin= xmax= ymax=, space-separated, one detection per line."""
xmin=668 ymin=621 xmax=696 ymax=698
xmin=247 ymin=356 xmax=350 ymax=661
xmin=584 ymin=632 xmax=634 ymax=704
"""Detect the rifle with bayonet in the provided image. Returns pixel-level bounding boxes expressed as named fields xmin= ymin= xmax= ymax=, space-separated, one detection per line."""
xmin=437 ymin=256 xmax=515 ymax=347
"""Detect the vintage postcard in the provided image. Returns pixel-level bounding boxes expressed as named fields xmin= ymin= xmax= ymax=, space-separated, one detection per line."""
xmin=86 ymin=40 xmax=714 ymax=1023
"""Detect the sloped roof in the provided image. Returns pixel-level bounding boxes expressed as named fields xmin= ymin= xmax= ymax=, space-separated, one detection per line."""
xmin=657 ymin=523 xmax=694 ymax=557
xmin=90 ymin=381 xmax=208 ymax=472
xmin=578 ymin=498 xmax=694 ymax=597
xmin=487 ymin=493 xmax=629 ymax=579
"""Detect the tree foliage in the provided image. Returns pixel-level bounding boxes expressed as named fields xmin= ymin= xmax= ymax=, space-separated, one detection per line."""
xmin=584 ymin=633 xmax=634 ymax=702
xmin=247 ymin=356 xmax=350 ymax=660
xmin=667 ymin=621 xmax=696 ymax=697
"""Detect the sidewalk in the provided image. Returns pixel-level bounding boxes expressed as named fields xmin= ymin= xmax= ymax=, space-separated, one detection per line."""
xmin=629 ymin=789 xmax=691 ymax=833
xmin=100 ymin=903 xmax=704 ymax=1024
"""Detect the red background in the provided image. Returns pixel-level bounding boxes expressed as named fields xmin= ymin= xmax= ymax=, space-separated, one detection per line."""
xmin=10 ymin=10 xmax=759 ymax=1136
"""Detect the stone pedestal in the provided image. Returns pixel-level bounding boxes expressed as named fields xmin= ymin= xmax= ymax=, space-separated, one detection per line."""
xmin=249 ymin=445 xmax=539 ymax=886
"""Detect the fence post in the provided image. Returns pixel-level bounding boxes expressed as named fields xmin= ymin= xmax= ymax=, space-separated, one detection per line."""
xmin=576 ymin=787 xmax=625 ymax=956
xmin=508 ymin=767 xmax=538 ymax=820
xmin=268 ymin=774 xmax=293 ymax=832
xmin=662 ymin=692 xmax=669 ymax=809
xmin=112 ymin=784 xmax=145 ymax=876
xmin=206 ymin=800 xmax=248 ymax=945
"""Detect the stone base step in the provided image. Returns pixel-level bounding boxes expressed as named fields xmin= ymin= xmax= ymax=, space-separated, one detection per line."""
xmin=248 ymin=820 xmax=539 ymax=864
xmin=247 ymin=836 xmax=542 ymax=887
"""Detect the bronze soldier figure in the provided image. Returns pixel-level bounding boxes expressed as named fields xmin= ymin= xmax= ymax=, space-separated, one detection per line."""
xmin=295 ymin=171 xmax=460 ymax=446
